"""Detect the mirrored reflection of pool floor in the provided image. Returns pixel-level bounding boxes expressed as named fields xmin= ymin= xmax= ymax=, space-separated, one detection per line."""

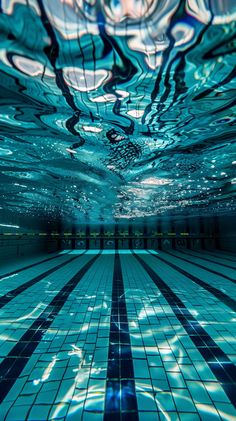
xmin=0 ymin=249 xmax=235 ymax=420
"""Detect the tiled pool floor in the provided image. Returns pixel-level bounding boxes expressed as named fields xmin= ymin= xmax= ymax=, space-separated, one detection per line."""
xmin=0 ymin=249 xmax=235 ymax=420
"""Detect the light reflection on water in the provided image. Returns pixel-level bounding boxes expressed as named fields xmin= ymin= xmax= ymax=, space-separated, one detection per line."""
xmin=0 ymin=273 xmax=19 ymax=282
xmin=0 ymin=302 xmax=47 ymax=326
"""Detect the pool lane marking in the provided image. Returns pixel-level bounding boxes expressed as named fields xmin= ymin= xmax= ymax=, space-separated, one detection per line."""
xmin=195 ymin=249 xmax=236 ymax=263
xmin=147 ymin=250 xmax=236 ymax=313
xmin=0 ymin=251 xmax=71 ymax=281
xmin=182 ymin=249 xmax=236 ymax=269
xmin=133 ymin=251 xmax=236 ymax=409
xmin=0 ymin=251 xmax=101 ymax=404
xmin=0 ymin=252 xmax=87 ymax=309
xmin=167 ymin=250 xmax=236 ymax=283
xmin=176 ymin=248 xmax=236 ymax=271
xmin=104 ymin=251 xmax=138 ymax=420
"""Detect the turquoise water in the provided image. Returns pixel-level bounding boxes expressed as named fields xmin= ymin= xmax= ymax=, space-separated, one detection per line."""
xmin=0 ymin=249 xmax=236 ymax=419
xmin=0 ymin=1 xmax=235 ymax=224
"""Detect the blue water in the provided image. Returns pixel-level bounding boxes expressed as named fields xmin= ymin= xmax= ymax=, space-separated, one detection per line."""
xmin=0 ymin=1 xmax=235 ymax=224
xmin=0 ymin=249 xmax=236 ymax=419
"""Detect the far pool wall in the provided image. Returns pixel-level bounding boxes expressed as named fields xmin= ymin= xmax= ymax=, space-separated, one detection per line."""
xmin=217 ymin=215 xmax=236 ymax=252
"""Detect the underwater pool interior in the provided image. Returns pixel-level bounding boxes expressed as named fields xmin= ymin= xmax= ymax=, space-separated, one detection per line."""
xmin=0 ymin=0 xmax=236 ymax=420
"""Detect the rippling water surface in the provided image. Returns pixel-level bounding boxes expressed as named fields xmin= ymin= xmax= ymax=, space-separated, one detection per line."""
xmin=0 ymin=1 xmax=235 ymax=224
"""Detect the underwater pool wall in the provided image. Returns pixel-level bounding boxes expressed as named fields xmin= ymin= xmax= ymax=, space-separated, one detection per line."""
xmin=217 ymin=215 xmax=236 ymax=252
xmin=56 ymin=217 xmax=217 ymax=251
xmin=0 ymin=215 xmax=234 ymax=264
xmin=0 ymin=233 xmax=58 ymax=265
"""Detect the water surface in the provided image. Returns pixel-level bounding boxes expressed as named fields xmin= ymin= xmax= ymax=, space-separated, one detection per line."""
xmin=0 ymin=1 xmax=235 ymax=224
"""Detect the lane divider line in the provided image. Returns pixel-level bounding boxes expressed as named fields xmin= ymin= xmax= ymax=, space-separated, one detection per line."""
xmin=133 ymin=251 xmax=236 ymax=409
xmin=104 ymin=251 xmax=138 ymax=420
xmin=0 ymin=252 xmax=101 ymax=404
xmin=147 ymin=250 xmax=236 ymax=313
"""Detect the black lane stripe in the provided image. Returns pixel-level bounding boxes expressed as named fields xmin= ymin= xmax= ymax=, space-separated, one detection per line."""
xmin=191 ymin=250 xmax=236 ymax=266
xmin=104 ymin=252 xmax=138 ymax=421
xmin=195 ymin=249 xmax=236 ymax=263
xmin=167 ymin=250 xmax=236 ymax=283
xmin=178 ymin=249 xmax=236 ymax=270
xmin=0 ymin=252 xmax=101 ymax=404
xmin=147 ymin=251 xmax=236 ymax=313
xmin=0 ymin=252 xmax=86 ymax=309
xmin=0 ymin=251 xmax=71 ymax=281
xmin=133 ymin=251 xmax=236 ymax=408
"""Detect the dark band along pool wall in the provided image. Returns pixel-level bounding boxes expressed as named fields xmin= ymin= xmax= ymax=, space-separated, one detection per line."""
xmin=46 ymin=216 xmax=236 ymax=252
xmin=0 ymin=215 xmax=235 ymax=265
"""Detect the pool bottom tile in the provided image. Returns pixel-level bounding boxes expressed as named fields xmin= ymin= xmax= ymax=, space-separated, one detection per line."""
xmin=0 ymin=251 xmax=235 ymax=421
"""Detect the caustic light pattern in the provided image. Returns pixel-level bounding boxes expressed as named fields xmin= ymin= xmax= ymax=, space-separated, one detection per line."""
xmin=0 ymin=250 xmax=236 ymax=420
xmin=0 ymin=1 xmax=235 ymax=223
